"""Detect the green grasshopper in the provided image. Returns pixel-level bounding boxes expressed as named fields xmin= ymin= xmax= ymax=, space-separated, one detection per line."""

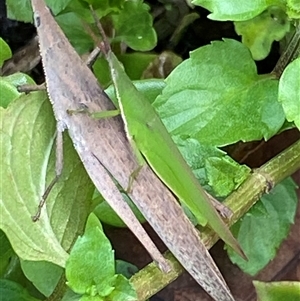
xmin=31 ymin=0 xmax=244 ymax=298
xmin=92 ymin=21 xmax=246 ymax=260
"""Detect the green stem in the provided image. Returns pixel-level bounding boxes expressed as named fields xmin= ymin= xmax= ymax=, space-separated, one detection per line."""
xmin=131 ymin=139 xmax=300 ymax=301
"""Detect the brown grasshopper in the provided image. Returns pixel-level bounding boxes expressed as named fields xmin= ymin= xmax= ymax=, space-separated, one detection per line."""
xmin=30 ymin=0 xmax=236 ymax=300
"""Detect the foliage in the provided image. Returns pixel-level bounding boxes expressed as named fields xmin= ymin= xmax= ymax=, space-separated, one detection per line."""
xmin=228 ymin=178 xmax=298 ymax=275
xmin=6 ymin=0 xmax=156 ymax=53
xmin=0 ymin=38 xmax=12 ymax=66
xmin=65 ymin=213 xmax=137 ymax=300
xmin=1 ymin=0 xmax=300 ymax=300
xmin=0 ymin=279 xmax=40 ymax=301
xmin=278 ymin=57 xmax=300 ymax=129
xmin=253 ymin=281 xmax=300 ymax=301
xmin=153 ymin=39 xmax=285 ymax=144
xmin=192 ymin=0 xmax=286 ymax=21
xmin=234 ymin=6 xmax=290 ymax=60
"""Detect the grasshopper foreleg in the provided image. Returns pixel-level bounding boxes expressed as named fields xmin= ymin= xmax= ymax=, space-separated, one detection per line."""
xmin=67 ymin=107 xmax=120 ymax=119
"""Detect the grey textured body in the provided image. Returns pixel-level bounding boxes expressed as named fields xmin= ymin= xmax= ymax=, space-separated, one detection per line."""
xmin=30 ymin=0 xmax=235 ymax=300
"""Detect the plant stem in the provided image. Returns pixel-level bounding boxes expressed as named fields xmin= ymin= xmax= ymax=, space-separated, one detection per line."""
xmin=46 ymin=274 xmax=67 ymax=301
xmin=272 ymin=22 xmax=300 ymax=78
xmin=131 ymin=139 xmax=300 ymax=301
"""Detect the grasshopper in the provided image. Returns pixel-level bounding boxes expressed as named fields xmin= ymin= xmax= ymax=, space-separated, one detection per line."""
xmin=30 ymin=0 xmax=237 ymax=299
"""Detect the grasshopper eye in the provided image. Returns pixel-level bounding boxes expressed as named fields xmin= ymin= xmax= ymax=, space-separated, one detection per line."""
xmin=33 ymin=12 xmax=40 ymax=27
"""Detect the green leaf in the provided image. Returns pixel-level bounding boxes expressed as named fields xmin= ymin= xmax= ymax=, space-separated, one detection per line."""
xmin=80 ymin=0 xmax=123 ymax=18
xmin=141 ymin=51 xmax=182 ymax=79
xmin=56 ymin=12 xmax=94 ymax=54
xmin=174 ymin=137 xmax=250 ymax=197
xmin=112 ymin=0 xmax=157 ymax=51
xmin=20 ymin=260 xmax=63 ymax=297
xmin=62 ymin=0 xmax=92 ymax=20
xmin=254 ymin=281 xmax=300 ymax=301
xmin=0 ymin=279 xmax=39 ymax=301
xmin=0 ymin=92 xmax=68 ymax=267
xmin=108 ymin=274 xmax=137 ymax=301
xmin=45 ymin=0 xmax=73 ymax=15
xmin=0 ymin=230 xmax=14 ymax=277
xmin=6 ymin=0 xmax=32 ymax=22
xmin=0 ymin=79 xmax=21 ymax=108
xmin=0 ymin=38 xmax=12 ymax=67
xmin=6 ymin=0 xmax=72 ymax=22
xmin=286 ymin=0 xmax=300 ymax=18
xmin=64 ymin=0 xmax=123 ymax=25
xmin=93 ymin=57 xmax=111 ymax=88
xmin=66 ymin=213 xmax=115 ymax=296
xmin=1 ymin=73 xmax=35 ymax=87
xmin=192 ymin=0 xmax=285 ymax=21
xmin=1 ymin=255 xmax=27 ymax=284
xmin=228 ymin=177 xmax=298 ymax=275
xmin=119 ymin=53 xmax=157 ymax=80
xmin=1 ymin=92 xmax=93 ymax=267
xmin=234 ymin=6 xmax=290 ymax=60
xmin=205 ymin=154 xmax=251 ymax=197
xmin=0 ymin=73 xmax=35 ymax=108
xmin=278 ymin=58 xmax=300 ymax=130
xmin=154 ymin=39 xmax=285 ymax=146
xmin=45 ymin=132 xmax=94 ymax=253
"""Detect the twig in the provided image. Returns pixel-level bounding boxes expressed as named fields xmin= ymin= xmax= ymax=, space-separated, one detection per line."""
xmin=272 ymin=22 xmax=300 ymax=78
xmin=131 ymin=139 xmax=300 ymax=300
